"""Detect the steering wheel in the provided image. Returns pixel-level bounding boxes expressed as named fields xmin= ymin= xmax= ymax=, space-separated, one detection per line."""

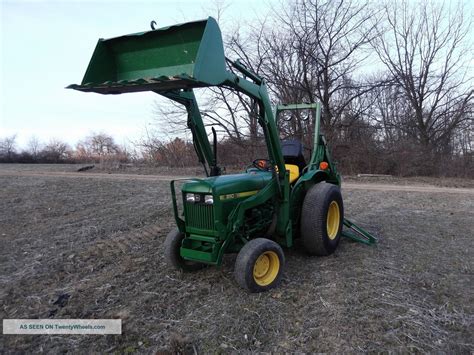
xmin=252 ymin=159 xmax=271 ymax=171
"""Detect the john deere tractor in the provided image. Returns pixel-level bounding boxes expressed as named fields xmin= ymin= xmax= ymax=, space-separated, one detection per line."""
xmin=69 ymin=17 xmax=375 ymax=292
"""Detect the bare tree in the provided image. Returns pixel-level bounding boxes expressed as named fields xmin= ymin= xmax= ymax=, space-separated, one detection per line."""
xmin=371 ymin=0 xmax=473 ymax=153
xmin=231 ymin=0 xmax=381 ymax=142
xmin=27 ymin=136 xmax=42 ymax=159
xmin=42 ymin=139 xmax=72 ymax=162
xmin=153 ymin=0 xmax=379 ymax=154
xmin=82 ymin=132 xmax=119 ymax=157
xmin=75 ymin=132 xmax=127 ymax=166
xmin=0 ymin=135 xmax=17 ymax=159
xmin=151 ymin=80 xmax=263 ymax=150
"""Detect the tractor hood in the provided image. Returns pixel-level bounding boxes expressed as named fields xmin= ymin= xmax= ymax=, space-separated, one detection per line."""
xmin=182 ymin=171 xmax=273 ymax=196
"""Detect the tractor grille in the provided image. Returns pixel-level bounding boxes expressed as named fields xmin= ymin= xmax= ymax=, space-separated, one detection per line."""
xmin=184 ymin=203 xmax=214 ymax=231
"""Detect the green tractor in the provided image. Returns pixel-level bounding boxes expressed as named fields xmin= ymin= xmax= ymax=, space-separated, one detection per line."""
xmin=69 ymin=17 xmax=376 ymax=292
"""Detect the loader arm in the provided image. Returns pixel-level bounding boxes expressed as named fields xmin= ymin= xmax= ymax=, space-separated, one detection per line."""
xmin=158 ymin=89 xmax=218 ymax=176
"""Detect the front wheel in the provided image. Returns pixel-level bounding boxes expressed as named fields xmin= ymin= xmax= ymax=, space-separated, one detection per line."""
xmin=301 ymin=182 xmax=344 ymax=256
xmin=234 ymin=238 xmax=285 ymax=293
xmin=164 ymin=228 xmax=205 ymax=272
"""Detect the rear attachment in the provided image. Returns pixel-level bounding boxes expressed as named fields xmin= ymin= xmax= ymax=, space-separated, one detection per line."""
xmin=342 ymin=219 xmax=378 ymax=245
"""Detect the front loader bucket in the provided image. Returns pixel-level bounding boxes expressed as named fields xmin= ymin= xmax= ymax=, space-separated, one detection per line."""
xmin=67 ymin=17 xmax=228 ymax=94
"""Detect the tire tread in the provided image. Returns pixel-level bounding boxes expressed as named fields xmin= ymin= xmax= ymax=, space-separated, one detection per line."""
xmin=301 ymin=182 xmax=343 ymax=256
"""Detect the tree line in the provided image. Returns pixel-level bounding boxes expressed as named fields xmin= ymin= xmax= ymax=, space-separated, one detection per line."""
xmin=0 ymin=133 xmax=130 ymax=165
xmin=148 ymin=0 xmax=473 ymax=177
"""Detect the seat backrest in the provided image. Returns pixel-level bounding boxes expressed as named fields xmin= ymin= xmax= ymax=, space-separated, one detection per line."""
xmin=285 ymin=164 xmax=300 ymax=183
xmin=281 ymin=140 xmax=306 ymax=172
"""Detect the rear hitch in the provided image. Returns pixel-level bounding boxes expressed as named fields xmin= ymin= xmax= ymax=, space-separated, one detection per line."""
xmin=342 ymin=218 xmax=378 ymax=245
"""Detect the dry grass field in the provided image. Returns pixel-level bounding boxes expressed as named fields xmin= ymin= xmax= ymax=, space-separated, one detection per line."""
xmin=0 ymin=164 xmax=473 ymax=353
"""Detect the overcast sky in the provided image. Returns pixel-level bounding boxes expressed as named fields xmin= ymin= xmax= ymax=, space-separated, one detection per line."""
xmin=0 ymin=0 xmax=269 ymax=149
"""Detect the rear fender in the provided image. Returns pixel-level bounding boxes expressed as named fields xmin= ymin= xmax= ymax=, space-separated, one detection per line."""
xmin=289 ymin=169 xmax=333 ymax=225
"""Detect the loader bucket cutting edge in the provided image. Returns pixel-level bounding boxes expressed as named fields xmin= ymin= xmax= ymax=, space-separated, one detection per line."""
xmin=67 ymin=17 xmax=228 ymax=94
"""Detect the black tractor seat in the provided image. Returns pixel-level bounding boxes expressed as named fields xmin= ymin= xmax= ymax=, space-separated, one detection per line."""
xmin=281 ymin=140 xmax=307 ymax=174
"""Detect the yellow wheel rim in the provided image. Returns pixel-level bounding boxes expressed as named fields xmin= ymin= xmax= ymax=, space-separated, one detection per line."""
xmin=253 ymin=251 xmax=280 ymax=286
xmin=327 ymin=201 xmax=340 ymax=240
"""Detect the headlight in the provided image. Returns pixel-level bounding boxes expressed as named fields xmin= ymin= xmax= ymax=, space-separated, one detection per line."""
xmin=186 ymin=193 xmax=195 ymax=203
xmin=204 ymin=194 xmax=214 ymax=205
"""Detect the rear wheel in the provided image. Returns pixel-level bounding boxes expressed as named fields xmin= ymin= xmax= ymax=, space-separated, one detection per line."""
xmin=234 ymin=238 xmax=285 ymax=292
xmin=164 ymin=228 xmax=205 ymax=272
xmin=301 ymin=182 xmax=344 ymax=256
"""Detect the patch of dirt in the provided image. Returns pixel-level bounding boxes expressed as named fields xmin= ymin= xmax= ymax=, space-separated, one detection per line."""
xmin=0 ymin=165 xmax=473 ymax=353
xmin=343 ymin=175 xmax=474 ymax=189
xmin=1 ymin=168 xmax=472 ymax=196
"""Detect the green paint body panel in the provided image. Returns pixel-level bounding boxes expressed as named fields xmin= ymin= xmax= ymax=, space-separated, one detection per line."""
xmin=67 ymin=18 xmax=229 ymax=94
xmin=68 ymin=17 xmax=376 ymax=267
